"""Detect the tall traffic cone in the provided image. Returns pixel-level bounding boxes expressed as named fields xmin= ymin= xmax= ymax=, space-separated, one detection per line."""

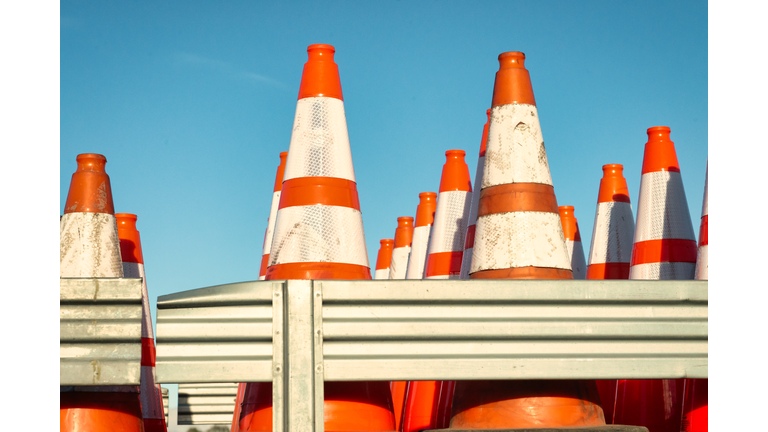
xmin=454 ymin=52 xmax=606 ymax=429
xmin=405 ymin=192 xmax=437 ymax=279
xmin=240 ymin=44 xmax=395 ymax=432
xmin=389 ymin=217 xmax=414 ymax=279
xmin=558 ymin=206 xmax=587 ymax=279
xmin=459 ymin=109 xmax=491 ymax=279
xmin=615 ymin=126 xmax=697 ymax=432
xmin=391 ymin=381 xmax=407 ymax=432
xmin=259 ymin=152 xmax=288 ymax=280
xmin=424 ymin=150 xmax=472 ymax=279
xmin=375 ymin=239 xmax=395 ymax=279
xmin=681 ymin=163 xmax=708 ymax=432
xmin=586 ymin=164 xmax=635 ymax=280
xmin=117 ymin=213 xmax=167 ymax=432
xmin=60 ymin=154 xmax=144 ymax=432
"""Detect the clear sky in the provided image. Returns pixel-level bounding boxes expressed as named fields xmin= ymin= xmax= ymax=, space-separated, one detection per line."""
xmin=58 ymin=0 xmax=708 ymax=419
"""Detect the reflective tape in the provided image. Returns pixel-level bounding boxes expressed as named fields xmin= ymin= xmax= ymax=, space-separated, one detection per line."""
xmin=139 ymin=366 xmax=164 ymax=420
xmin=587 ymin=201 xmax=635 ymax=266
xmin=374 ymin=268 xmax=391 ymax=280
xmin=483 ymin=104 xmax=553 ymax=188
xmin=284 ymin=97 xmax=356 ymax=182
xmin=634 ymin=171 xmax=695 ymax=243
xmin=406 ymin=225 xmax=432 ymax=279
xmin=564 ymin=240 xmax=587 ymax=280
xmin=388 ymin=246 xmax=411 ymax=280
xmin=694 ymin=245 xmax=708 ymax=280
xmin=629 ymin=262 xmax=695 ymax=280
xmin=263 ymin=190 xmax=281 ymax=256
xmin=268 ymin=205 xmax=369 ymax=267
xmin=60 ymin=212 xmax=123 ymax=278
xmin=428 ymin=191 xmax=472 ymax=254
xmin=470 ymin=211 xmax=571 ymax=273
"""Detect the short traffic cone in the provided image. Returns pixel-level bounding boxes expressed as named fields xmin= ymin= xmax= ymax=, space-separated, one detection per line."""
xmin=389 ymin=217 xmax=414 ymax=279
xmin=558 ymin=206 xmax=587 ymax=279
xmin=459 ymin=109 xmax=491 ymax=279
xmin=240 ymin=44 xmax=395 ymax=432
xmin=681 ymin=163 xmax=708 ymax=432
xmin=615 ymin=126 xmax=697 ymax=432
xmin=259 ymin=151 xmax=288 ymax=280
xmin=60 ymin=154 xmax=144 ymax=432
xmin=586 ymin=164 xmax=635 ymax=280
xmin=424 ymin=150 xmax=472 ymax=279
xmin=117 ymin=213 xmax=167 ymax=432
xmin=375 ymin=239 xmax=395 ymax=279
xmin=405 ymin=192 xmax=437 ymax=279
xmin=454 ymin=52 xmax=606 ymax=429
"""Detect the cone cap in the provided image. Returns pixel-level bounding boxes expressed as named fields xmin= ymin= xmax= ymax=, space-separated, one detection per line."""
xmin=64 ymin=153 xmax=115 ymax=214
xmin=394 ymin=217 xmax=414 ymax=248
xmin=414 ymin=192 xmax=437 ymax=227
xmin=116 ymin=213 xmax=144 ymax=265
xmin=439 ymin=150 xmax=472 ymax=193
xmin=597 ymin=164 xmax=631 ymax=203
xmin=479 ymin=109 xmax=491 ymax=157
xmin=642 ymin=126 xmax=681 ymax=174
xmin=274 ymin=152 xmax=288 ymax=192
xmin=491 ymin=51 xmax=536 ymax=108
xmin=298 ymin=44 xmax=343 ymax=101
xmin=558 ymin=206 xmax=582 ymax=242
xmin=375 ymin=239 xmax=395 ymax=270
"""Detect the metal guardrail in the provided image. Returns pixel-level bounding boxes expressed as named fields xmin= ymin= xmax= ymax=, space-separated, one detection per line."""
xmin=177 ymin=383 xmax=238 ymax=425
xmin=162 ymin=387 xmax=169 ymax=426
xmin=60 ymin=278 xmax=143 ymax=385
xmin=156 ymin=279 xmax=707 ymax=432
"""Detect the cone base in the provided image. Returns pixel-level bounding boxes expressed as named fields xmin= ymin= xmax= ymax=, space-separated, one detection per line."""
xmin=61 ymin=391 xmax=144 ymax=432
xmin=266 ymin=262 xmax=372 ymax=280
xmin=471 ymin=266 xmax=573 ymax=279
xmin=426 ymin=426 xmax=647 ymax=432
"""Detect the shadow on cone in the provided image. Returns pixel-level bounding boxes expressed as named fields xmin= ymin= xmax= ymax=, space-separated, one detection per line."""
xmin=389 ymin=217 xmax=414 ymax=280
xmin=559 ymin=205 xmax=587 ymax=279
xmin=259 ymin=152 xmax=288 ymax=280
xmin=61 ymin=392 xmax=145 ymax=432
xmin=614 ymin=379 xmax=684 ymax=432
xmin=405 ymin=192 xmax=437 ymax=279
xmin=680 ymin=379 xmax=707 ymax=431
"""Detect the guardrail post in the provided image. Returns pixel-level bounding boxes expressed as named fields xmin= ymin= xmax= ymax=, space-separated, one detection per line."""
xmin=285 ymin=280 xmax=318 ymax=432
xmin=272 ymin=282 xmax=286 ymax=432
xmin=312 ymin=282 xmax=325 ymax=432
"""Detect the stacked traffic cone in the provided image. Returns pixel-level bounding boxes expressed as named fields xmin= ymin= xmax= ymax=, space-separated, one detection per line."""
xmin=586 ymin=164 xmax=635 ymax=280
xmin=424 ymin=150 xmax=472 ymax=279
xmin=117 ymin=213 xmax=167 ymax=432
xmin=60 ymin=154 xmax=144 ymax=432
xmin=681 ymin=163 xmax=708 ymax=432
xmin=259 ymin=152 xmax=288 ymax=280
xmin=405 ymin=192 xmax=437 ymax=279
xmin=375 ymin=239 xmax=395 ymax=279
xmin=459 ymin=109 xmax=491 ymax=279
xmin=585 ymin=164 xmax=636 ymax=425
xmin=558 ymin=206 xmax=587 ymax=279
xmin=455 ymin=52 xmax=607 ymax=429
xmin=240 ymin=44 xmax=395 ymax=432
xmin=391 ymin=381 xmax=407 ymax=432
xmin=389 ymin=217 xmax=414 ymax=279
xmin=231 ymin=383 xmax=246 ymax=432
xmin=401 ymin=381 xmax=454 ymax=432
xmin=615 ymin=126 xmax=698 ymax=432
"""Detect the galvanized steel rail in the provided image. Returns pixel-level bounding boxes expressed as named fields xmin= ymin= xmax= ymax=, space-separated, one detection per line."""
xmin=155 ymin=279 xmax=707 ymax=431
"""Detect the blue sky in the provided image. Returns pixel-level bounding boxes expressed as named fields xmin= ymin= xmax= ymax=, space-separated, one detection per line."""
xmin=56 ymin=0 xmax=711 ymax=421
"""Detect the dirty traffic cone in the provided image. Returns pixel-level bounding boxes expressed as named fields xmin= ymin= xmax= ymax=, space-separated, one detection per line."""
xmin=586 ymin=164 xmax=635 ymax=280
xmin=60 ymin=154 xmax=144 ymax=432
xmin=424 ymin=150 xmax=472 ymax=279
xmin=117 ymin=213 xmax=167 ymax=432
xmin=240 ymin=44 xmax=395 ymax=432
xmin=389 ymin=217 xmax=414 ymax=279
xmin=259 ymin=152 xmax=288 ymax=280
xmin=455 ymin=52 xmax=607 ymax=429
xmin=405 ymin=192 xmax=437 ymax=279
xmin=459 ymin=109 xmax=490 ymax=279
xmin=558 ymin=206 xmax=587 ymax=279
xmin=375 ymin=239 xmax=395 ymax=279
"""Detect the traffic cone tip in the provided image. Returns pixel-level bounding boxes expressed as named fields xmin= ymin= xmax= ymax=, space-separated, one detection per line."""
xmin=642 ymin=125 xmax=681 ymax=174
xmin=64 ymin=153 xmax=115 ymax=214
xmin=492 ymin=51 xmax=536 ymax=107
xmin=438 ymin=150 xmax=472 ymax=193
xmin=298 ymin=43 xmax=343 ymax=101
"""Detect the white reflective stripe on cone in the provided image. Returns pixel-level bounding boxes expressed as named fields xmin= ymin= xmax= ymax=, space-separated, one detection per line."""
xmin=694 ymin=245 xmax=708 ymax=280
xmin=634 ymin=171 xmax=695 ymax=243
xmin=701 ymin=165 xmax=708 ymax=218
xmin=405 ymin=225 xmax=432 ymax=279
xmin=459 ymin=246 xmax=474 ymax=279
xmin=374 ymin=268 xmax=391 ymax=280
xmin=123 ymin=261 xmax=154 ymax=339
xmin=629 ymin=262 xmax=696 ymax=280
xmin=471 ymin=211 xmax=571 ymax=273
xmin=588 ymin=201 xmax=635 ymax=265
xmin=565 ymin=240 xmax=587 ymax=279
xmin=263 ymin=190 xmax=281 ymax=256
xmin=268 ymin=205 xmax=369 ymax=267
xmin=140 ymin=365 xmax=164 ymax=419
xmin=460 ymin=155 xmax=485 ymax=280
xmin=60 ymin=213 xmax=123 ymax=277
xmin=428 ymin=191 xmax=472 ymax=254
xmin=258 ymin=274 xmax=266 ymax=281
xmin=483 ymin=104 xmax=553 ymax=188
xmin=388 ymin=246 xmax=411 ymax=279
xmin=283 ymin=97 xmax=356 ymax=182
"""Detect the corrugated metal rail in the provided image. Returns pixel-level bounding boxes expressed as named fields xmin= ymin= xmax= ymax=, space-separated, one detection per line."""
xmin=162 ymin=387 xmax=169 ymax=426
xmin=177 ymin=383 xmax=238 ymax=425
xmin=60 ymin=277 xmax=143 ymax=386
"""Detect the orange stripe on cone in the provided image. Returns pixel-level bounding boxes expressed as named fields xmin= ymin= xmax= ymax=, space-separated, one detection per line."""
xmin=391 ymin=381 xmax=407 ymax=432
xmin=259 ymin=152 xmax=288 ymax=279
xmin=61 ymin=392 xmax=144 ymax=432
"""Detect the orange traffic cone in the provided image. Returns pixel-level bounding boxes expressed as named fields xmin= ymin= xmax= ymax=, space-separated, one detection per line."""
xmin=240 ymin=44 xmax=395 ymax=432
xmin=454 ymin=52 xmax=606 ymax=429
xmin=405 ymin=192 xmax=437 ymax=279
xmin=459 ymin=109 xmax=491 ymax=279
xmin=391 ymin=381 xmax=407 ymax=432
xmin=259 ymin=152 xmax=288 ymax=280
xmin=586 ymin=164 xmax=635 ymax=280
xmin=60 ymin=154 xmax=144 ymax=432
xmin=424 ymin=150 xmax=472 ymax=279
xmin=558 ymin=206 xmax=587 ymax=279
xmin=231 ymin=383 xmax=246 ymax=432
xmin=389 ymin=217 xmax=414 ymax=279
xmin=375 ymin=239 xmax=395 ymax=279
xmin=681 ymin=163 xmax=708 ymax=432
xmin=615 ymin=126 xmax=697 ymax=432
xmin=117 ymin=213 xmax=167 ymax=432
xmin=401 ymin=381 xmax=455 ymax=432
